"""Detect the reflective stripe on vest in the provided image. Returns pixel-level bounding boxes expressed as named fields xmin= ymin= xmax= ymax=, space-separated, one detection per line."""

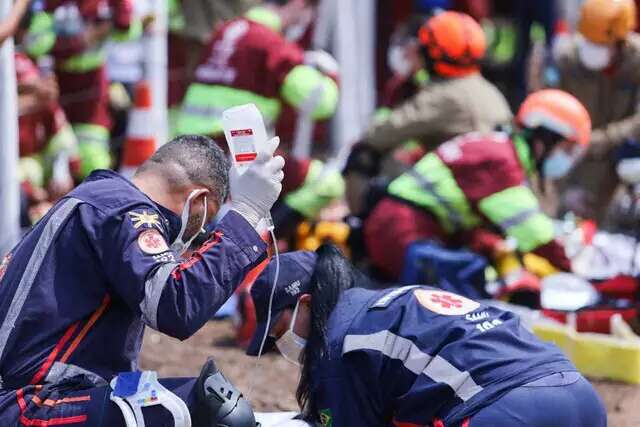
xmin=59 ymin=48 xmax=106 ymax=73
xmin=343 ymin=330 xmax=483 ymax=402
xmin=110 ymin=20 xmax=143 ymax=43
xmin=0 ymin=198 xmax=82 ymax=366
xmin=245 ymin=7 xmax=282 ymax=32
xmin=478 ymin=186 xmax=555 ymax=252
xmin=73 ymin=124 xmax=111 ymax=178
xmin=178 ymin=83 xmax=282 ymax=136
xmin=73 ymin=123 xmax=109 ymax=145
xmin=25 ymin=12 xmax=56 ymax=58
xmin=280 ymin=65 xmax=339 ymax=120
xmin=46 ymin=124 xmax=78 ymax=158
xmin=387 ymin=153 xmax=481 ymax=233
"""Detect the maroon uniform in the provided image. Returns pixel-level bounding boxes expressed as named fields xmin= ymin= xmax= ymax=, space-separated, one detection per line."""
xmin=366 ymin=131 xmax=571 ymax=279
xmin=178 ymin=7 xmax=339 ymax=145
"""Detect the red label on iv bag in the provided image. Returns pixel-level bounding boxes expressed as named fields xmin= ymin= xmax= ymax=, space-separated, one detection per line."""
xmin=235 ymin=153 xmax=258 ymax=161
xmin=229 ymin=128 xmax=258 ymax=164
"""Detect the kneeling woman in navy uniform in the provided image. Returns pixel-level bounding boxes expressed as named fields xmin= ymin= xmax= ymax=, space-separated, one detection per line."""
xmin=246 ymin=245 xmax=606 ymax=427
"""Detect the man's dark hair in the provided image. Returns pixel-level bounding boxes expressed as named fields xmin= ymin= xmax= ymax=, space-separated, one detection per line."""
xmin=137 ymin=135 xmax=230 ymax=204
xmin=296 ymin=244 xmax=375 ymax=419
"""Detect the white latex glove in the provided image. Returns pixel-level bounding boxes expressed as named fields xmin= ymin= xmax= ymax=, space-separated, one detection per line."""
xmin=230 ymin=137 xmax=285 ymax=229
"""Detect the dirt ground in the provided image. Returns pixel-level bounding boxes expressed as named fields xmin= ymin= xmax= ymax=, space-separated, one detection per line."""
xmin=140 ymin=320 xmax=640 ymax=427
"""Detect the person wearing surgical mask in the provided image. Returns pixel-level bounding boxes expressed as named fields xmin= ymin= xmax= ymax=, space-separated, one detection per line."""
xmin=246 ymin=245 xmax=606 ymax=427
xmin=357 ymin=89 xmax=590 ymax=281
xmin=379 ymin=17 xmax=430 ymax=115
xmin=345 ymin=12 xmax=512 ymax=219
xmin=0 ymin=133 xmax=285 ymax=425
xmin=552 ymin=0 xmax=640 ymax=224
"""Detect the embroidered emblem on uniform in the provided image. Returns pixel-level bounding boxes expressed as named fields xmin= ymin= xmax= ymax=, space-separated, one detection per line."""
xmin=319 ymin=409 xmax=333 ymax=427
xmin=138 ymin=229 xmax=169 ymax=255
xmin=414 ymin=289 xmax=480 ymax=316
xmin=128 ymin=210 xmax=161 ymax=229
xmin=0 ymin=253 xmax=11 ymax=282
xmin=284 ymin=280 xmax=301 ymax=296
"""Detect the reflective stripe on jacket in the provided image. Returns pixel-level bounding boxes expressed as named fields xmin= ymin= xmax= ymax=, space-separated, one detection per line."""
xmin=387 ymin=132 xmax=554 ymax=253
xmin=178 ymin=9 xmax=338 ymax=136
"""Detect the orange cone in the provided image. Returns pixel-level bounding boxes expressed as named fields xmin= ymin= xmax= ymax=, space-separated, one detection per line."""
xmin=120 ymin=81 xmax=156 ymax=177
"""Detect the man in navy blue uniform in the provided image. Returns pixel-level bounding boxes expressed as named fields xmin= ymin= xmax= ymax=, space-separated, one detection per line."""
xmin=247 ymin=245 xmax=607 ymax=427
xmin=0 ymin=134 xmax=285 ymax=426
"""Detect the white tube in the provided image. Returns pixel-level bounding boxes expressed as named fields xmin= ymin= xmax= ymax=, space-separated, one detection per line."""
xmin=0 ymin=3 xmax=21 ymax=257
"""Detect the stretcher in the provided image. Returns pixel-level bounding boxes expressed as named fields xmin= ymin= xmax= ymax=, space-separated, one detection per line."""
xmin=533 ymin=314 xmax=640 ymax=384
xmin=489 ymin=300 xmax=640 ymax=384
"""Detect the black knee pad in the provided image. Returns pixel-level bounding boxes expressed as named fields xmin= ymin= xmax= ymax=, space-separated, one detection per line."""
xmin=193 ymin=358 xmax=258 ymax=427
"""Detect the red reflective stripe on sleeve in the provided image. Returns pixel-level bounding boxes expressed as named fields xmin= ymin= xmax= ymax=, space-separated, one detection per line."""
xmin=17 ymin=389 xmax=88 ymax=426
xmin=433 ymin=419 xmax=445 ymax=427
xmin=59 ymin=294 xmax=111 ymax=363
xmin=19 ymin=414 xmax=87 ymax=426
xmin=29 ymin=323 xmax=79 ymax=385
xmin=16 ymin=388 xmax=27 ymax=412
xmin=171 ymin=232 xmax=222 ymax=280
xmin=32 ymin=395 xmax=91 ymax=407
xmin=462 ymin=418 xmax=471 ymax=427
xmin=30 ymin=294 xmax=111 ymax=385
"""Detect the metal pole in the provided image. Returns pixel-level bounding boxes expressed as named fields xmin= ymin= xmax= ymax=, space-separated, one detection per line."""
xmin=0 ymin=2 xmax=21 ymax=256
xmin=330 ymin=0 xmax=375 ymax=162
xmin=147 ymin=0 xmax=168 ymax=145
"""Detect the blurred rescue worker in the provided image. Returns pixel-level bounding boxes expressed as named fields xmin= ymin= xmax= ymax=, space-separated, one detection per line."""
xmin=346 ymin=11 xmax=511 ymax=216
xmin=271 ymin=156 xmax=345 ymax=237
xmin=553 ymin=0 xmax=640 ymax=223
xmin=24 ymin=0 xmax=139 ymax=179
xmin=246 ymin=245 xmax=607 ymax=427
xmin=363 ymin=89 xmax=591 ymax=280
xmin=0 ymin=135 xmax=284 ymax=425
xmin=16 ymin=50 xmax=79 ymax=224
xmin=365 ymin=11 xmax=511 ymax=155
xmin=177 ymin=0 xmax=339 ymax=144
xmin=178 ymin=0 xmax=259 ymax=79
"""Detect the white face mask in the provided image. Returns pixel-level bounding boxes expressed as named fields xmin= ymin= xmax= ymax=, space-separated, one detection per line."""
xmin=275 ymin=300 xmax=307 ymax=367
xmin=543 ymin=150 xmax=576 ymax=179
xmin=388 ymin=45 xmax=412 ymax=76
xmin=577 ymin=38 xmax=612 ymax=71
xmin=170 ymin=189 xmax=208 ymax=255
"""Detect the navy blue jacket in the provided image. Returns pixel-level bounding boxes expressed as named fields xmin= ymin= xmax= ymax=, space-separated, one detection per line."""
xmin=0 ymin=170 xmax=267 ymax=392
xmin=311 ymin=286 xmax=576 ymax=426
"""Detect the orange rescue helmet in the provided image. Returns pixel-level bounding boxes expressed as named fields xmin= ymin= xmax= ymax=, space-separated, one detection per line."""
xmin=418 ymin=11 xmax=486 ymax=78
xmin=578 ymin=0 xmax=636 ymax=44
xmin=517 ymin=89 xmax=592 ymax=146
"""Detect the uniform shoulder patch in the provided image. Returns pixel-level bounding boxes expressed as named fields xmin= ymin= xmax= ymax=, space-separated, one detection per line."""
xmin=319 ymin=408 xmax=333 ymax=427
xmin=137 ymin=229 xmax=169 ymax=254
xmin=128 ymin=210 xmax=161 ymax=230
xmin=414 ymin=289 xmax=480 ymax=316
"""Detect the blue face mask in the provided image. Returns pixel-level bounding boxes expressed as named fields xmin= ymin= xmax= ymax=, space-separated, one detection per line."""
xmin=543 ymin=151 xmax=575 ymax=179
